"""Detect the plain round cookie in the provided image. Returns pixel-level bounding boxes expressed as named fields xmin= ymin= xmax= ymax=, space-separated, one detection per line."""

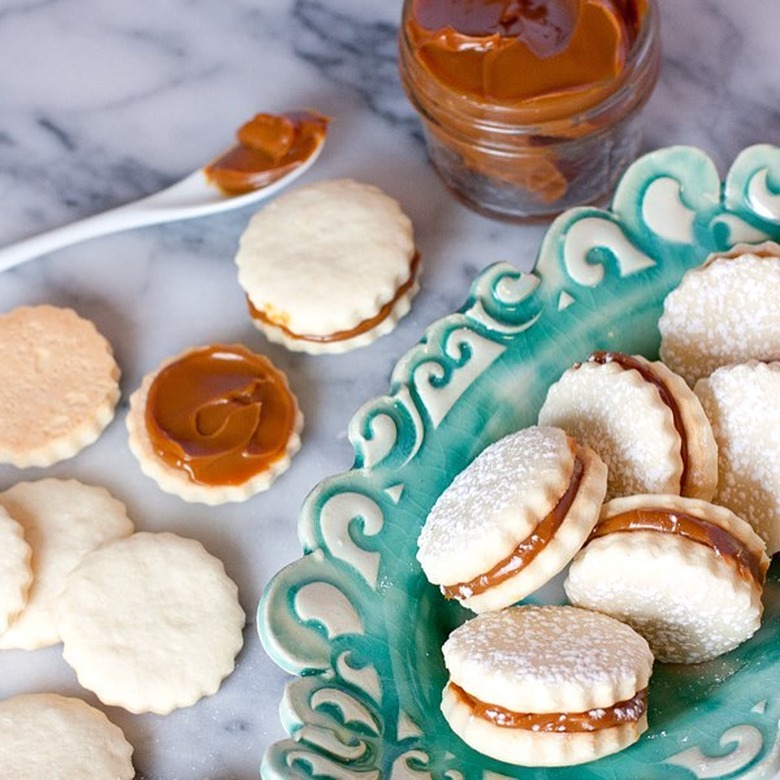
xmin=0 ymin=693 xmax=134 ymax=779
xmin=441 ymin=605 xmax=653 ymax=766
xmin=0 ymin=479 xmax=134 ymax=650
xmin=538 ymin=353 xmax=717 ymax=500
xmin=126 ymin=344 xmax=303 ymax=505
xmin=694 ymin=361 xmax=780 ymax=554
xmin=235 ymin=178 xmax=419 ymax=353
xmin=0 ymin=507 xmax=32 ymax=635
xmin=417 ymin=426 xmax=607 ymax=612
xmin=659 ymin=242 xmax=780 ymax=385
xmin=0 ymin=305 xmax=120 ymax=467
xmin=565 ymin=493 xmax=769 ymax=663
xmin=57 ymin=531 xmax=245 ymax=715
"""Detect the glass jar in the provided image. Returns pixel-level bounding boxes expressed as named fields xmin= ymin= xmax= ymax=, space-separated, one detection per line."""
xmin=398 ymin=0 xmax=661 ymax=221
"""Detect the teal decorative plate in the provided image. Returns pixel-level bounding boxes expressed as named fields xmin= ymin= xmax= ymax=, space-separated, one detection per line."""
xmin=258 ymin=145 xmax=780 ymax=779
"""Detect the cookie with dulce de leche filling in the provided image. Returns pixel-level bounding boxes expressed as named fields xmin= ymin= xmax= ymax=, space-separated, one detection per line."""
xmin=441 ymin=605 xmax=654 ymax=766
xmin=565 ymin=493 xmax=769 ymax=663
xmin=126 ymin=344 xmax=302 ymax=505
xmin=235 ymin=178 xmax=419 ymax=354
xmin=416 ymin=425 xmax=607 ymax=613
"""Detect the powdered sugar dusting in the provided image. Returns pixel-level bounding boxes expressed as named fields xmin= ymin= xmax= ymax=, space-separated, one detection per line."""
xmin=695 ymin=361 xmax=780 ymax=554
xmin=659 ymin=254 xmax=780 ymax=385
xmin=416 ymin=427 xmax=572 ymax=584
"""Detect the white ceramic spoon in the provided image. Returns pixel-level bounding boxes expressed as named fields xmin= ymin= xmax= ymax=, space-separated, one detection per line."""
xmin=0 ymin=139 xmax=324 ymax=273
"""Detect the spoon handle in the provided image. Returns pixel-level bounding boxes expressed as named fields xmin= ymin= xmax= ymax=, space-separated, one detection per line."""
xmin=0 ymin=204 xmax=150 ymax=273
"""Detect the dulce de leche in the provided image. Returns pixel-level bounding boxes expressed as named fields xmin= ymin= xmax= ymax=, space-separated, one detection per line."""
xmin=398 ymin=0 xmax=660 ymax=220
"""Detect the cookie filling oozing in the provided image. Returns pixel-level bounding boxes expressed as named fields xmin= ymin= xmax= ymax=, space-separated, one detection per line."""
xmin=591 ymin=508 xmax=768 ymax=586
xmin=449 ymin=682 xmax=647 ymax=732
xmin=586 ymin=351 xmax=690 ymax=494
xmin=247 ymin=253 xmax=420 ymax=343
xmin=145 ymin=345 xmax=298 ymax=486
xmin=441 ymin=453 xmax=584 ymax=600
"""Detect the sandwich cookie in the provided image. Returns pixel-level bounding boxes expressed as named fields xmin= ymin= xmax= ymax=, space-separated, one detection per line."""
xmin=565 ymin=493 xmax=769 ymax=664
xmin=695 ymin=360 xmax=780 ymax=554
xmin=127 ymin=343 xmax=303 ymax=505
xmin=235 ymin=178 xmax=419 ymax=353
xmin=441 ymin=605 xmax=654 ymax=766
xmin=416 ymin=426 xmax=607 ymax=613
xmin=0 ymin=305 xmax=120 ymax=467
xmin=659 ymin=241 xmax=780 ymax=385
xmin=538 ymin=351 xmax=718 ymax=500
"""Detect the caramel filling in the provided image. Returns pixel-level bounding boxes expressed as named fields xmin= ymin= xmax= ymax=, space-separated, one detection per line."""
xmin=247 ymin=252 xmax=420 ymax=344
xmin=441 ymin=453 xmax=584 ymax=600
xmin=450 ymin=682 xmax=647 ymax=732
xmin=145 ymin=345 xmax=298 ymax=486
xmin=204 ymin=110 xmax=329 ymax=196
xmin=591 ymin=508 xmax=768 ymax=587
xmin=587 ymin=351 xmax=690 ymax=494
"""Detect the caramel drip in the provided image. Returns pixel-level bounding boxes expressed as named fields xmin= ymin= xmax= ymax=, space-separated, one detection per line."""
xmin=588 ymin=351 xmax=690 ymax=494
xmin=247 ymin=252 xmax=420 ymax=343
xmin=591 ymin=508 xmax=768 ymax=586
xmin=450 ymin=682 xmax=647 ymax=732
xmin=441 ymin=453 xmax=584 ymax=600
xmin=204 ymin=110 xmax=329 ymax=196
xmin=145 ymin=345 xmax=297 ymax=486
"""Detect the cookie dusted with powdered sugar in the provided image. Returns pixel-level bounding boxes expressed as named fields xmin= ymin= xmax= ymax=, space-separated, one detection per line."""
xmin=0 ymin=305 xmax=120 ymax=467
xmin=416 ymin=426 xmax=607 ymax=613
xmin=538 ymin=352 xmax=718 ymax=500
xmin=659 ymin=241 xmax=780 ymax=385
xmin=441 ymin=605 xmax=653 ymax=766
xmin=565 ymin=493 xmax=769 ymax=664
xmin=0 ymin=693 xmax=134 ymax=780
xmin=235 ymin=178 xmax=419 ymax=353
xmin=695 ymin=361 xmax=780 ymax=554
xmin=0 ymin=507 xmax=32 ymax=635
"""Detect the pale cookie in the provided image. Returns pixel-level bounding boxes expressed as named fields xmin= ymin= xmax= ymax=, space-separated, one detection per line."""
xmin=441 ymin=605 xmax=653 ymax=767
xmin=539 ymin=351 xmax=718 ymax=500
xmin=0 ymin=507 xmax=32 ymax=635
xmin=235 ymin=178 xmax=419 ymax=353
xmin=565 ymin=493 xmax=769 ymax=663
xmin=57 ymin=531 xmax=246 ymax=715
xmin=0 ymin=693 xmax=134 ymax=779
xmin=0 ymin=305 xmax=120 ymax=467
xmin=417 ymin=426 xmax=607 ymax=613
xmin=0 ymin=479 xmax=134 ymax=650
xmin=126 ymin=343 xmax=303 ymax=505
xmin=659 ymin=241 xmax=780 ymax=385
xmin=695 ymin=361 xmax=780 ymax=554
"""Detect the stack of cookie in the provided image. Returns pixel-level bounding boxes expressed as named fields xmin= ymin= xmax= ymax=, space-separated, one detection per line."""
xmin=416 ymin=242 xmax=779 ymax=767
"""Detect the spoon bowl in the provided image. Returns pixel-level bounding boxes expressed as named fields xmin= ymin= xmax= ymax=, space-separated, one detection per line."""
xmin=0 ymin=132 xmax=324 ymax=274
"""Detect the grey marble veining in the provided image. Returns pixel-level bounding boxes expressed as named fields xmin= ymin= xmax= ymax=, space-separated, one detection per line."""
xmin=0 ymin=0 xmax=779 ymax=777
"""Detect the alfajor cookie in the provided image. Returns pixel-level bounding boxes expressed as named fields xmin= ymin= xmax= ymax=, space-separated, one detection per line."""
xmin=56 ymin=531 xmax=245 ymax=715
xmin=538 ymin=351 xmax=718 ymax=501
xmin=0 ymin=507 xmax=32 ymax=635
xmin=0 ymin=479 xmax=134 ymax=650
xmin=235 ymin=178 xmax=419 ymax=353
xmin=565 ymin=493 xmax=769 ymax=664
xmin=0 ymin=305 xmax=120 ymax=467
xmin=659 ymin=241 xmax=780 ymax=385
xmin=694 ymin=361 xmax=780 ymax=554
xmin=0 ymin=693 xmax=134 ymax=780
xmin=416 ymin=426 xmax=607 ymax=613
xmin=441 ymin=605 xmax=653 ymax=766
xmin=127 ymin=343 xmax=303 ymax=505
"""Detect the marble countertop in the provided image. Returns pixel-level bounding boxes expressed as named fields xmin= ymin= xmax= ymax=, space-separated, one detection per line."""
xmin=1 ymin=1 xmax=779 ymax=778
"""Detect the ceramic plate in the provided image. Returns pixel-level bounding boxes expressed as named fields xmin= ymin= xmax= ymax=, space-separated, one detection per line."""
xmin=258 ymin=144 xmax=780 ymax=780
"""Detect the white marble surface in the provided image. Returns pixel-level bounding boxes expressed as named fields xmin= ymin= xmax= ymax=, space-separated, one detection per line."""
xmin=0 ymin=1 xmax=778 ymax=778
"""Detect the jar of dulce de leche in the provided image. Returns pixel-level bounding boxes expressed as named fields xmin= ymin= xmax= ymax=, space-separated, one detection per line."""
xmin=398 ymin=0 xmax=661 ymax=221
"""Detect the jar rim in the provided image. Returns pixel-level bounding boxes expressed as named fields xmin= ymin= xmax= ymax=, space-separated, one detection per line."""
xmin=399 ymin=0 xmax=661 ymax=134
